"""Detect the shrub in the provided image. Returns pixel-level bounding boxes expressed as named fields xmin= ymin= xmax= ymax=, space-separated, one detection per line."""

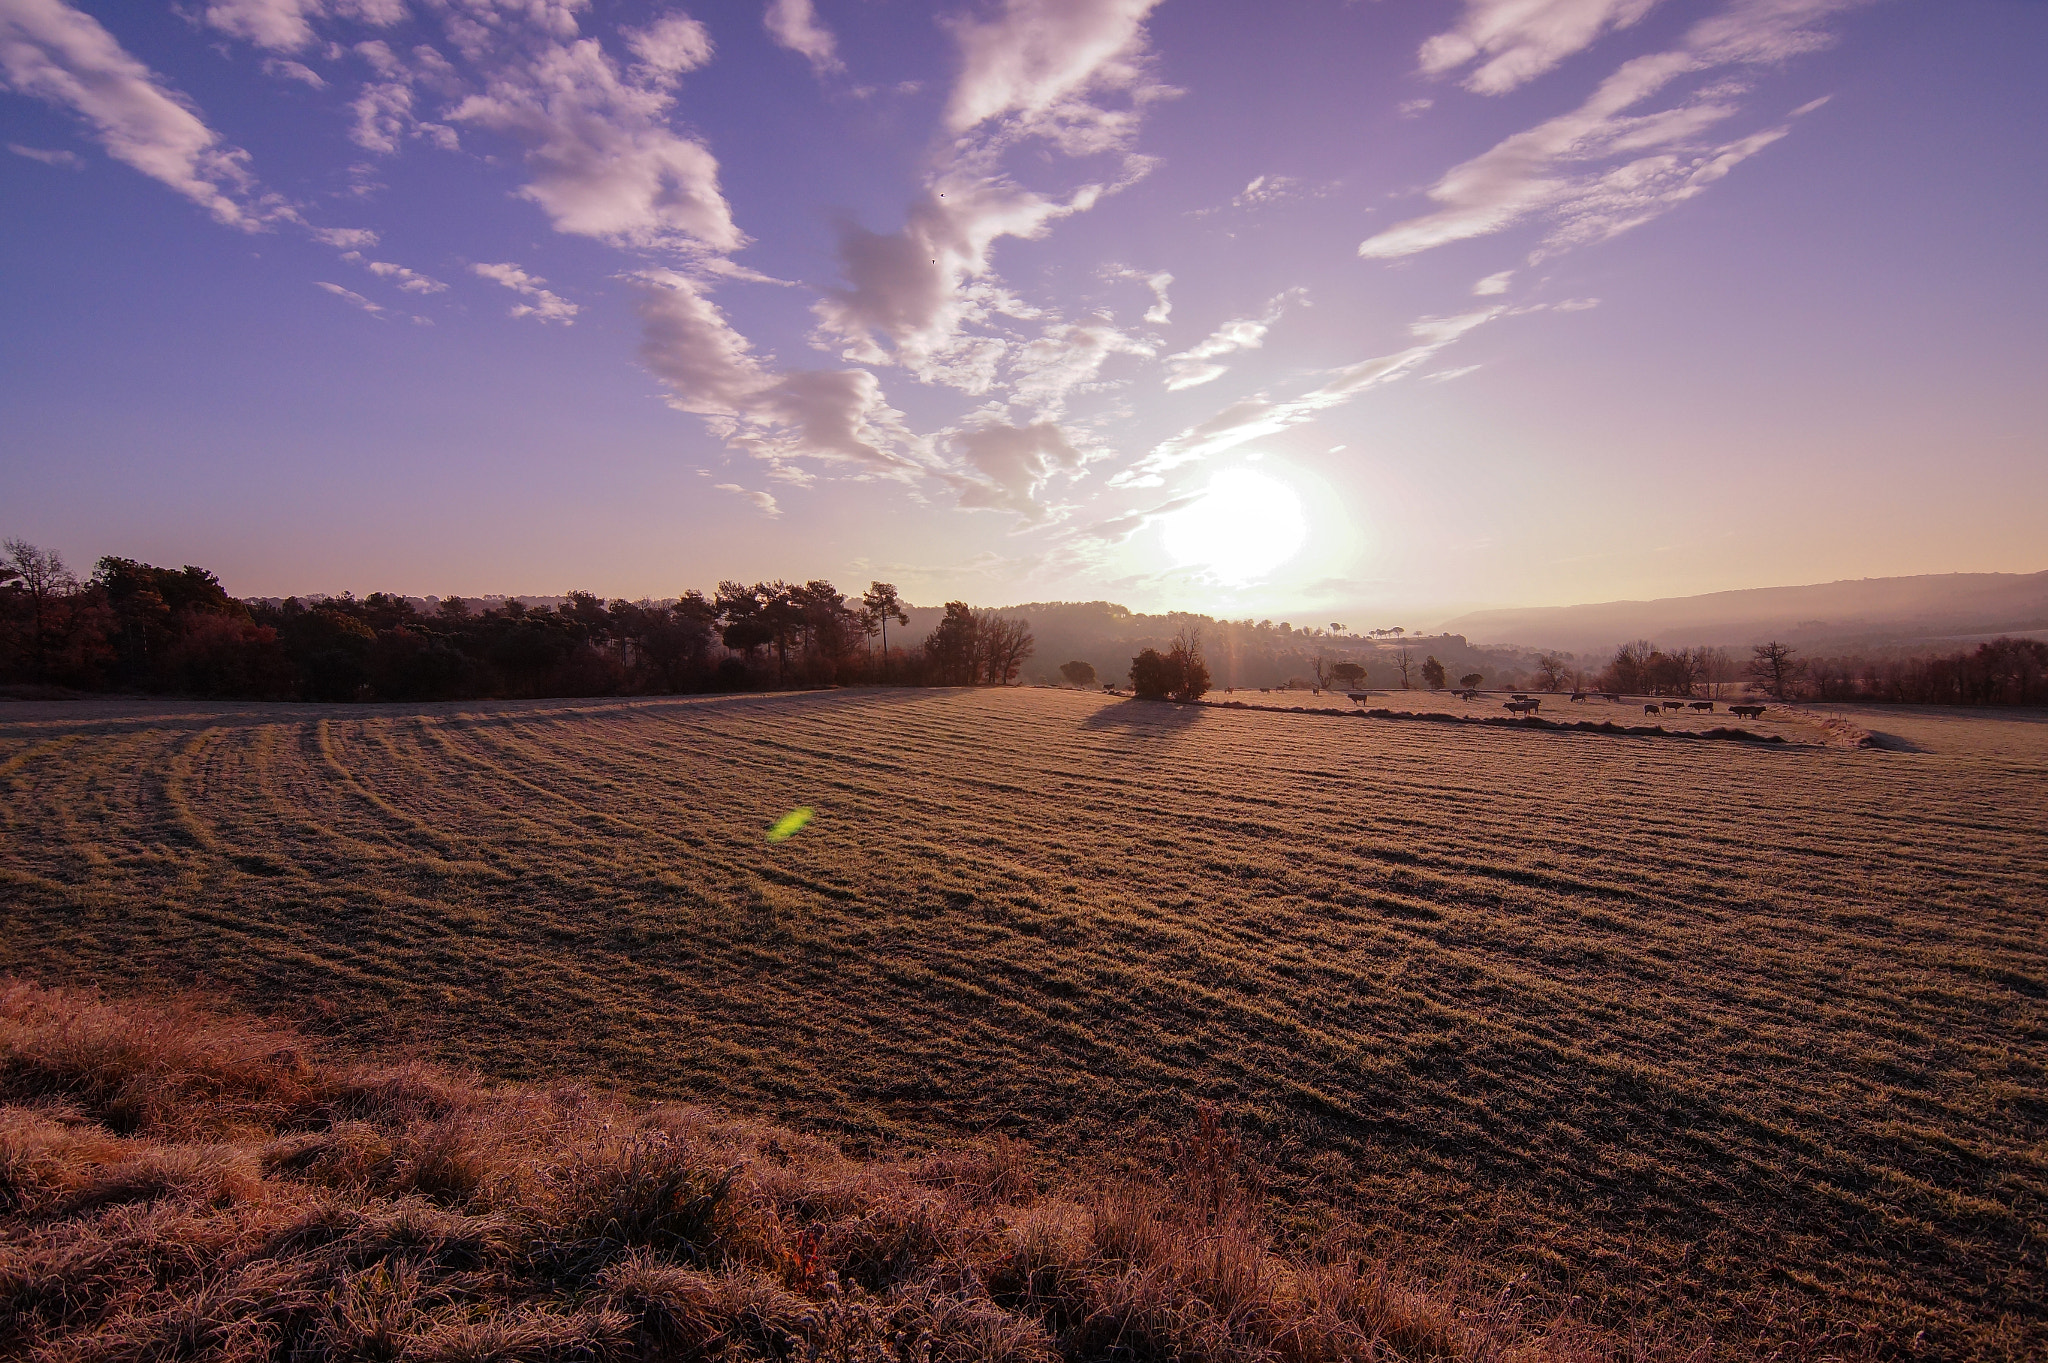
xmin=1130 ymin=630 xmax=1210 ymax=702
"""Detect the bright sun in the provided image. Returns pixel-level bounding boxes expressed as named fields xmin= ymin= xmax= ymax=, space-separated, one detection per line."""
xmin=1160 ymin=468 xmax=1309 ymax=584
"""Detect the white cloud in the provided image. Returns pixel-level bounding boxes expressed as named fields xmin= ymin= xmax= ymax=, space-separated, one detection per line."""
xmin=946 ymin=420 xmax=1087 ymax=519
xmin=1420 ymin=0 xmax=1661 ymax=95
xmin=943 ymin=0 xmax=1168 ymax=152
xmin=813 ymin=172 xmax=1096 ymax=384
xmin=764 ymin=0 xmax=842 ymax=76
xmin=0 ymin=0 xmax=271 ymax=227
xmin=316 ymin=279 xmax=383 ymax=314
xmin=263 ymin=57 xmax=326 ymax=87
xmin=635 ymin=271 xmax=922 ymax=477
xmin=1010 ymin=320 xmax=1153 ymax=414
xmin=7 ymin=140 xmax=80 ymax=166
xmin=367 ymin=259 xmax=445 ymax=293
xmin=448 ymin=37 xmax=741 ymax=252
xmin=713 ymin=483 xmax=781 ymax=517
xmin=1367 ymin=0 xmax=1869 ymax=262
xmin=472 ymin=261 xmax=578 ymax=322
xmin=198 ymin=0 xmax=404 ymax=53
xmin=1068 ymin=491 xmax=1201 ymax=543
xmin=1113 ymin=309 xmax=1500 ymax=486
xmin=310 ymin=224 xmax=378 ymax=248
xmin=1134 ymin=269 xmax=1172 ymax=324
xmin=1162 ymin=290 xmax=1302 ymax=391
xmin=626 ymin=13 xmax=713 ymax=84
xmin=1423 ymin=364 xmax=1482 ymax=382
xmin=1234 ymin=174 xmax=1301 ymax=209
xmin=349 ymin=78 xmax=411 ymax=152
xmin=1473 ymin=269 xmax=1514 ymax=295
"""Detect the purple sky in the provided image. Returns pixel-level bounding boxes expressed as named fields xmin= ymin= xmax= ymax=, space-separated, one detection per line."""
xmin=3 ymin=0 xmax=2043 ymax=619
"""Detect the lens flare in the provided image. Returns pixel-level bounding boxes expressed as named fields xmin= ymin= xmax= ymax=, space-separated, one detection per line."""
xmin=1160 ymin=469 xmax=1309 ymax=583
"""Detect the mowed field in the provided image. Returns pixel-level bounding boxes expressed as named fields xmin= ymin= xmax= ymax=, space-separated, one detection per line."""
xmin=3 ymin=689 xmax=2044 ymax=1360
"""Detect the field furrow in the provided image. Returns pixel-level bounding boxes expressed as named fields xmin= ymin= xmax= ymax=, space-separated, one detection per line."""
xmin=1 ymin=688 xmax=2043 ymax=1361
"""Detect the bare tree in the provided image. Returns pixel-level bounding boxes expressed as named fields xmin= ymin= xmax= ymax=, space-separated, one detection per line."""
xmin=975 ymin=611 xmax=1035 ymax=685
xmin=1533 ymin=654 xmax=1568 ymax=691
xmin=1395 ymin=645 xmax=1413 ymax=688
xmin=1747 ymin=640 xmax=1806 ymax=699
xmin=1700 ymin=646 xmax=1738 ymax=699
xmin=2 ymin=539 xmax=79 ymax=680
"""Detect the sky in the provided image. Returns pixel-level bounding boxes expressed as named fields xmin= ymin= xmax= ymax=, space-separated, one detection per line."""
xmin=2 ymin=0 xmax=2044 ymax=621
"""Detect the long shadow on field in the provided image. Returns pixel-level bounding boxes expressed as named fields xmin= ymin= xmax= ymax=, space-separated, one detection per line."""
xmin=1080 ymin=699 xmax=1204 ymax=738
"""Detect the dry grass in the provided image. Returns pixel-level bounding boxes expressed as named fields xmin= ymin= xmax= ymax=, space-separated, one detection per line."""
xmin=2 ymin=981 xmax=1608 ymax=1362
xmin=2 ymin=690 xmax=2044 ymax=1360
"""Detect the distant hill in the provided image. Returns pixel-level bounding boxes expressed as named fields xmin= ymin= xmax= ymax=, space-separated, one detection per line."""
xmin=1441 ymin=570 xmax=2048 ymax=655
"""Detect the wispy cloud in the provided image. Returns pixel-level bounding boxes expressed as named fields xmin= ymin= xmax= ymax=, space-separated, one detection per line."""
xmin=0 ymin=0 xmax=275 ymax=228
xmin=1113 ymin=309 xmax=1501 ymax=487
xmin=1421 ymin=0 xmax=1662 ymax=95
xmin=367 ymin=259 xmax=445 ymax=293
xmin=1362 ymin=2 xmax=1865 ymax=263
xmin=635 ymin=271 xmax=922 ymax=479
xmin=1163 ymin=289 xmax=1303 ymax=391
xmin=198 ymin=0 xmax=404 ymax=54
xmin=713 ymin=483 xmax=781 ymax=517
xmin=472 ymin=262 xmax=577 ymax=323
xmin=7 ymin=141 xmax=81 ymax=166
xmin=310 ymin=225 xmax=377 ymax=249
xmin=943 ymin=0 xmax=1169 ymax=151
xmin=315 ymin=280 xmax=382 ymax=314
xmin=1010 ymin=320 xmax=1153 ymax=415
xmin=945 ymin=420 xmax=1088 ymax=520
xmin=764 ymin=0 xmax=843 ymax=76
xmin=262 ymin=57 xmax=326 ymax=88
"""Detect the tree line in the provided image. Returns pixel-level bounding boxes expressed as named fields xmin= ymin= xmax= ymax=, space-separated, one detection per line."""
xmin=1588 ymin=635 xmax=2048 ymax=706
xmin=0 ymin=540 xmax=1034 ymax=702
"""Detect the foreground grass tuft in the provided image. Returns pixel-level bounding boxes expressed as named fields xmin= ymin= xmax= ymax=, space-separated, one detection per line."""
xmin=1 ymin=982 xmax=1621 ymax=1362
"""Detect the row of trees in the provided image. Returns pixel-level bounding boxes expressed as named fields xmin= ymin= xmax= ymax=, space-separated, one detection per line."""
xmin=1799 ymin=637 xmax=2048 ymax=706
xmin=0 ymin=541 xmax=1035 ymax=702
xmin=1589 ymin=636 xmax=2048 ymax=705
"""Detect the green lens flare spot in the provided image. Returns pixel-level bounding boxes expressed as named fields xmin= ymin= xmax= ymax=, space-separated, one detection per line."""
xmin=766 ymin=807 xmax=815 ymax=843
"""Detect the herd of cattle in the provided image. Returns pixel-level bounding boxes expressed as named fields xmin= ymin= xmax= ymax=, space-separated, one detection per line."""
xmin=1219 ymin=685 xmax=1774 ymax=723
xmin=1330 ymin=689 xmax=1771 ymax=721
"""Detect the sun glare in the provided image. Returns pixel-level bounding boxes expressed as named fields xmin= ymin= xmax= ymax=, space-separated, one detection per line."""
xmin=1161 ymin=468 xmax=1309 ymax=583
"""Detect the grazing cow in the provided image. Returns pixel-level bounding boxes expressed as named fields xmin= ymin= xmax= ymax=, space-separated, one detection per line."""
xmin=1511 ymin=693 xmax=1531 ymax=701
xmin=1504 ymin=700 xmax=1540 ymax=715
xmin=1731 ymin=704 xmax=1766 ymax=719
xmin=1570 ymin=692 xmax=1588 ymax=702
xmin=1689 ymin=701 xmax=1714 ymax=711
xmin=1601 ymin=693 xmax=1621 ymax=702
xmin=1645 ymin=704 xmax=1660 ymax=715
xmin=1346 ymin=691 xmax=1372 ymax=704
xmin=1662 ymin=701 xmax=1685 ymax=712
